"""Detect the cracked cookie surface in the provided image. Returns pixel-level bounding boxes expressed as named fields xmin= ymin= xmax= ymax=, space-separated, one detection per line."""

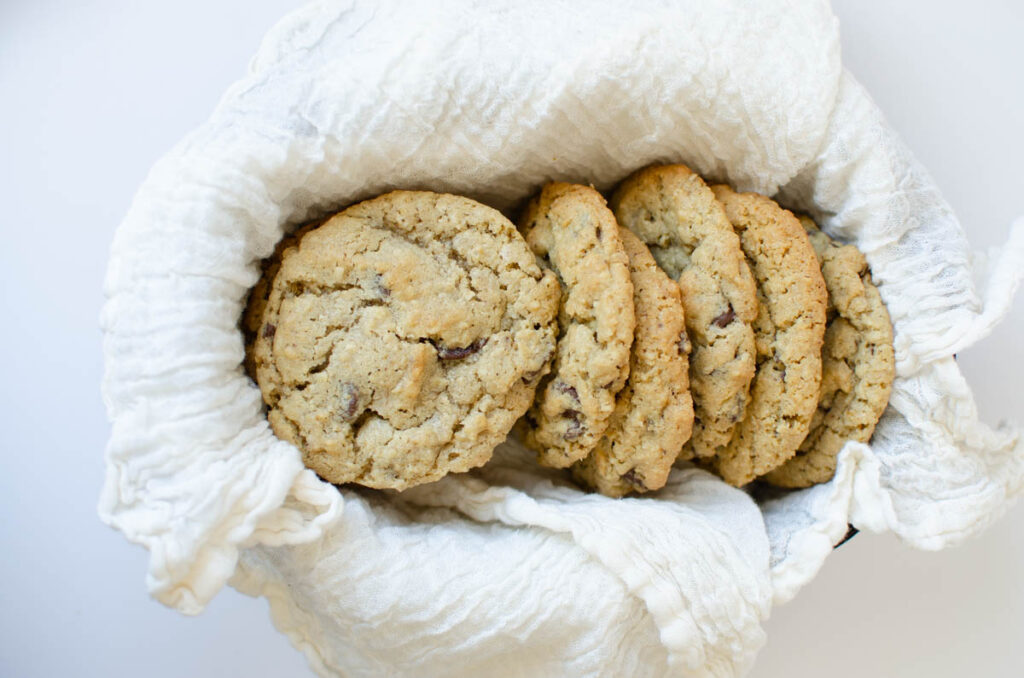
xmin=709 ymin=187 xmax=827 ymax=486
xmin=763 ymin=217 xmax=894 ymax=488
xmin=519 ymin=183 xmax=635 ymax=468
xmin=611 ymin=165 xmax=758 ymax=460
xmin=245 ymin=190 xmax=561 ymax=490
xmin=571 ymin=227 xmax=694 ymax=497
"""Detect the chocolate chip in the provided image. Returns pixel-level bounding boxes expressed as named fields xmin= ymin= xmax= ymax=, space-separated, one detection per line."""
xmin=563 ymin=410 xmax=584 ymax=441
xmin=338 ymin=382 xmax=360 ymax=422
xmin=677 ymin=331 xmax=691 ymax=355
xmin=554 ymin=381 xmax=580 ymax=402
xmin=620 ymin=469 xmax=646 ymax=490
xmin=433 ymin=337 xmax=487 ymax=360
xmin=712 ymin=304 xmax=735 ymax=328
xmin=262 ymin=323 xmax=276 ymax=339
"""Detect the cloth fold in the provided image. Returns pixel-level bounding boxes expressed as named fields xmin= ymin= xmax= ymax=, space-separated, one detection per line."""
xmin=99 ymin=0 xmax=1023 ymax=674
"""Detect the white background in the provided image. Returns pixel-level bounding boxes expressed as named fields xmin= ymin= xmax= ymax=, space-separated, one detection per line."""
xmin=1 ymin=1 xmax=1021 ymax=676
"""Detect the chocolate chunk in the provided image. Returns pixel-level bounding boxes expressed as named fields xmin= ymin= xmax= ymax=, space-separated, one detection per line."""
xmin=677 ymin=331 xmax=691 ymax=356
xmin=338 ymin=382 xmax=360 ymax=422
xmin=262 ymin=323 xmax=276 ymax=339
xmin=554 ymin=381 xmax=579 ymax=402
xmin=620 ymin=469 xmax=646 ymax=490
xmin=433 ymin=337 xmax=487 ymax=360
xmin=712 ymin=304 xmax=735 ymax=328
xmin=563 ymin=410 xmax=583 ymax=441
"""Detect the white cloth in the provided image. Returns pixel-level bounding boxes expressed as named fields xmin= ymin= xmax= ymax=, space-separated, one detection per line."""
xmin=98 ymin=0 xmax=1024 ymax=675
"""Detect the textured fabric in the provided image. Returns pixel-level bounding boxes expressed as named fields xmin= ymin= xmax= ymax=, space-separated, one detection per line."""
xmin=99 ymin=0 xmax=1024 ymax=675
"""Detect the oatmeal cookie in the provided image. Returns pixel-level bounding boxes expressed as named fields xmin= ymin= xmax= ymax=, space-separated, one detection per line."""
xmin=763 ymin=216 xmax=895 ymax=488
xmin=246 ymin=191 xmax=561 ymax=490
xmin=572 ymin=227 xmax=694 ymax=496
xmin=709 ymin=187 xmax=827 ymax=486
xmin=519 ymin=183 xmax=635 ymax=468
xmin=611 ymin=165 xmax=758 ymax=460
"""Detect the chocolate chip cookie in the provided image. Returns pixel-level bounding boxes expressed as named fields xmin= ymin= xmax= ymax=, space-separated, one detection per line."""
xmin=611 ymin=165 xmax=758 ymax=460
xmin=709 ymin=187 xmax=827 ymax=486
xmin=763 ymin=217 xmax=895 ymax=488
xmin=519 ymin=183 xmax=636 ymax=468
xmin=571 ymin=227 xmax=694 ymax=497
xmin=245 ymin=191 xmax=561 ymax=490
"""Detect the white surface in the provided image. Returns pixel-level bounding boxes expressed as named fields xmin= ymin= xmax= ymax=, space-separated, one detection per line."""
xmin=0 ymin=1 xmax=1020 ymax=676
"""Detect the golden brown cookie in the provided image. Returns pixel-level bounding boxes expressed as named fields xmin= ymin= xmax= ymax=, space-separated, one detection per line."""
xmin=763 ymin=217 xmax=895 ymax=488
xmin=519 ymin=183 xmax=636 ymax=468
xmin=245 ymin=191 xmax=561 ymax=490
xmin=710 ymin=186 xmax=827 ymax=486
xmin=611 ymin=165 xmax=758 ymax=460
xmin=571 ymin=228 xmax=694 ymax=497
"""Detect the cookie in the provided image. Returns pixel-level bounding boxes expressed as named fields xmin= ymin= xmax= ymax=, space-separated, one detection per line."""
xmin=611 ymin=165 xmax=758 ymax=460
xmin=519 ymin=183 xmax=636 ymax=468
xmin=571 ymin=227 xmax=694 ymax=497
xmin=243 ymin=220 xmax=323 ymax=376
xmin=763 ymin=217 xmax=895 ymax=488
xmin=709 ymin=186 xmax=827 ymax=486
xmin=245 ymin=191 xmax=561 ymax=490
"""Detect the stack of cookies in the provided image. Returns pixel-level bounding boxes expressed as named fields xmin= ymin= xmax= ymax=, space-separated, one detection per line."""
xmin=243 ymin=164 xmax=895 ymax=497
